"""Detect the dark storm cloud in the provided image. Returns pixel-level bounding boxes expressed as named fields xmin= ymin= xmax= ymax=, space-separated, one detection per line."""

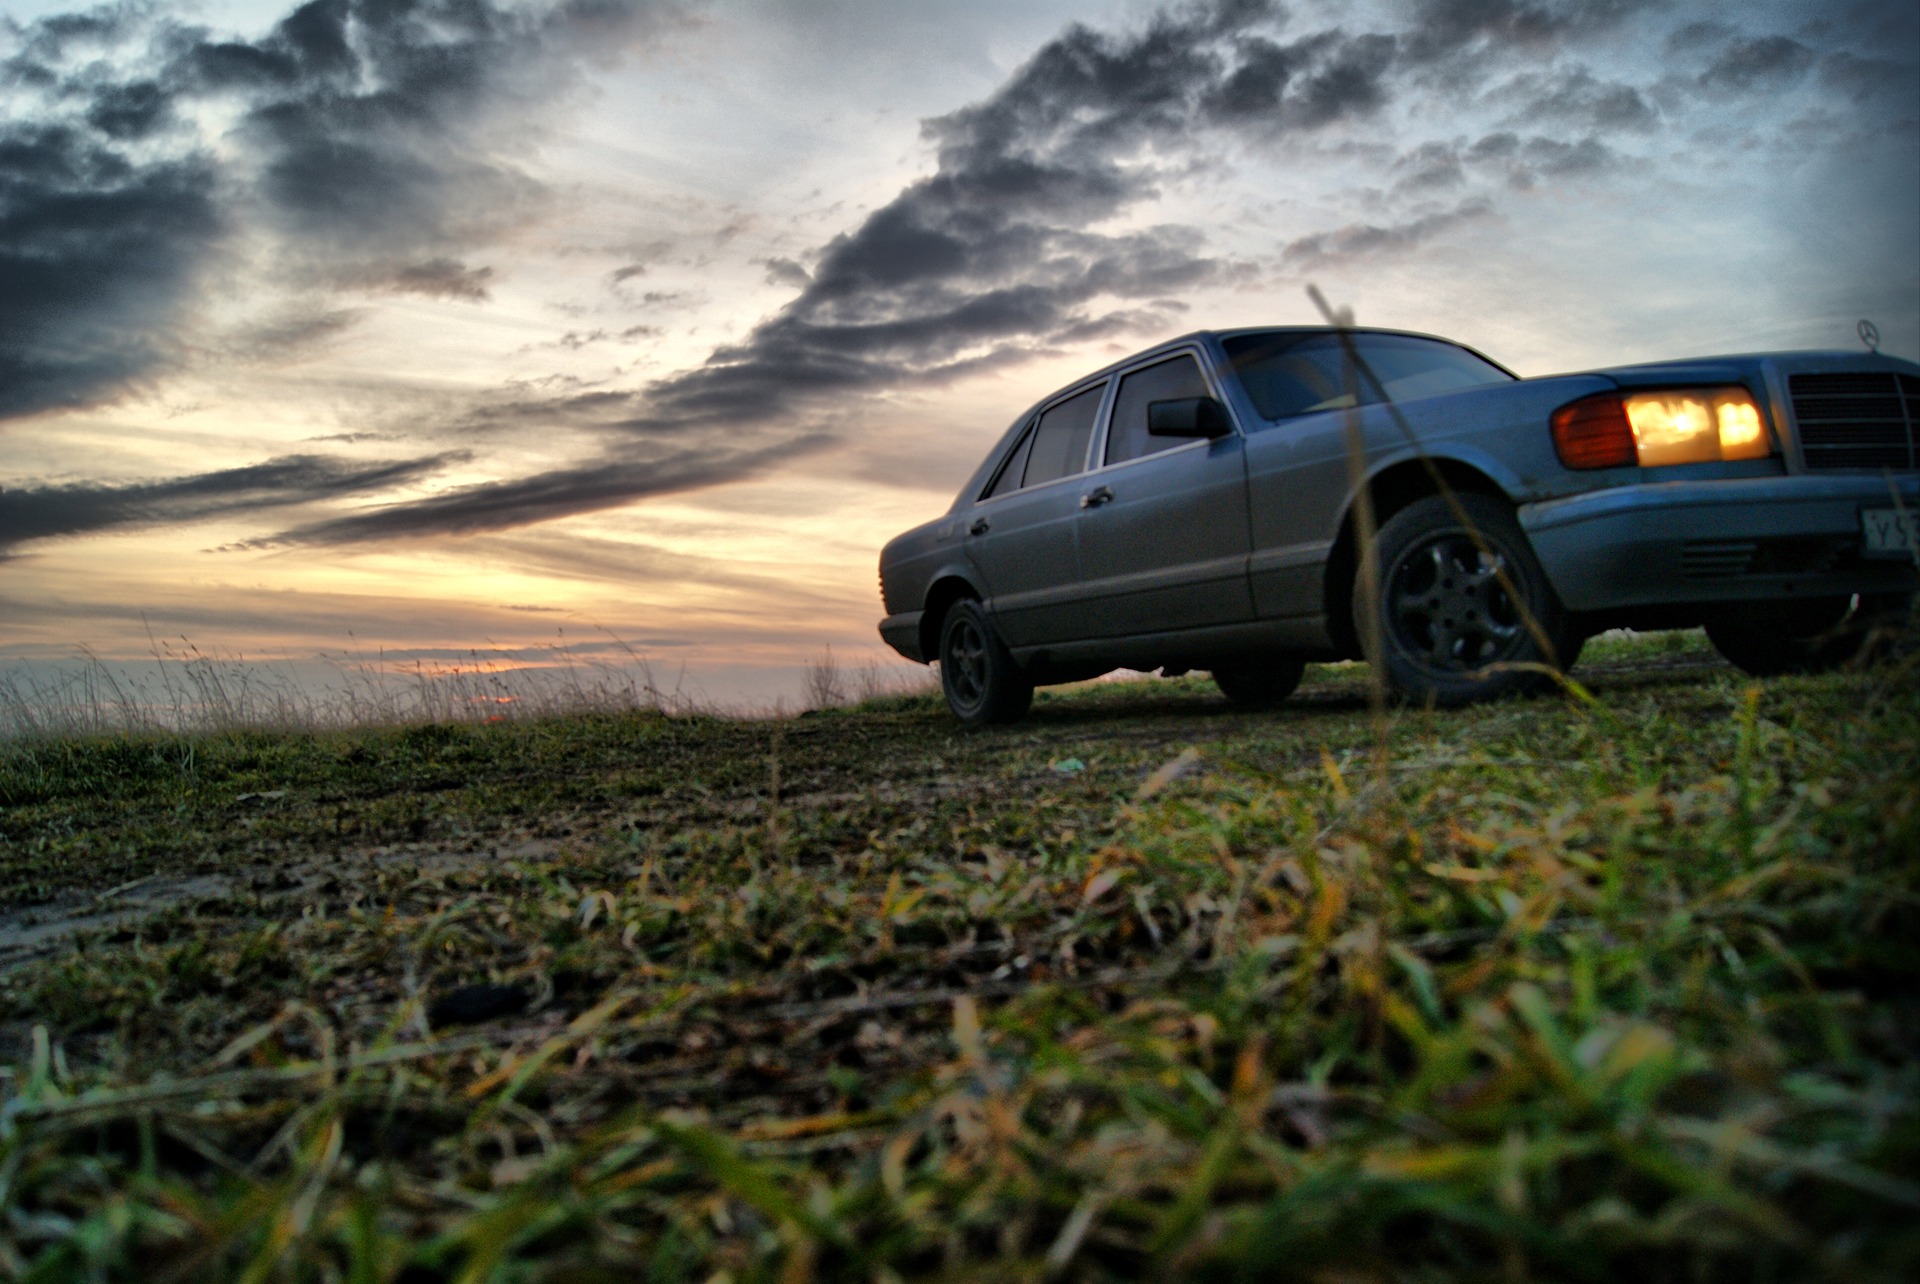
xmin=0 ymin=119 xmax=223 ymax=419
xmin=1490 ymin=68 xmax=1658 ymax=132
xmin=0 ymin=452 xmax=463 ymax=553
xmin=228 ymin=307 xmax=366 ymax=360
xmin=360 ymin=258 xmax=496 ymax=301
xmin=1453 ymin=131 xmax=1615 ymax=188
xmin=1399 ymin=0 xmax=1656 ymax=65
xmin=1665 ymin=7 xmax=1914 ymax=108
xmin=1204 ymin=31 xmax=1397 ymax=126
xmin=1665 ymin=20 xmax=1732 ymax=54
xmin=0 ymin=0 xmax=678 ymax=423
xmin=200 ymin=0 xmax=682 ymax=279
xmin=1818 ymin=52 xmax=1920 ymax=107
xmin=1698 ymin=36 xmax=1815 ymax=94
xmin=1392 ymin=140 xmax=1467 ymax=191
xmin=638 ymin=0 xmax=1410 ymax=431
xmin=1393 ymin=126 xmax=1616 ymax=198
xmin=254 ymin=435 xmax=835 ymax=546
xmin=83 ymin=79 xmax=171 ymax=138
xmin=760 ymin=257 xmax=811 ymax=289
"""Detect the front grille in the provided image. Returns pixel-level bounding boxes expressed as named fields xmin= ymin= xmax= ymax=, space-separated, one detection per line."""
xmin=1790 ymin=371 xmax=1919 ymax=471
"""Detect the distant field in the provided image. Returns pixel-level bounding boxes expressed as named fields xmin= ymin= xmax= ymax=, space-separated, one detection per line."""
xmin=0 ymin=631 xmax=1915 ymax=1281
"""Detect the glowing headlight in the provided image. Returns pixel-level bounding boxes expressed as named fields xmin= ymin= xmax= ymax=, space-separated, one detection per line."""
xmin=1552 ymin=386 xmax=1776 ymax=470
xmin=1622 ymin=388 xmax=1771 ymax=465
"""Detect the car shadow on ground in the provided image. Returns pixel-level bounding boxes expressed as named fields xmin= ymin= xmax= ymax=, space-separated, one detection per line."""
xmin=1002 ymin=650 xmax=1736 ymax=730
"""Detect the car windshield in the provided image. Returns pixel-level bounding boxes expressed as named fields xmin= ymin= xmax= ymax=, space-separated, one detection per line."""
xmin=1223 ymin=331 xmax=1513 ymax=420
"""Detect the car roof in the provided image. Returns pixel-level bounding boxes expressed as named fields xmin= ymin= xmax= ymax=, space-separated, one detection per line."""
xmin=1058 ymin=325 xmax=1502 ymax=387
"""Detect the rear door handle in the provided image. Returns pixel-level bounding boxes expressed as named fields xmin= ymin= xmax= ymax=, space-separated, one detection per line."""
xmin=1080 ymin=485 xmax=1114 ymax=509
xmin=968 ymin=517 xmax=991 ymax=535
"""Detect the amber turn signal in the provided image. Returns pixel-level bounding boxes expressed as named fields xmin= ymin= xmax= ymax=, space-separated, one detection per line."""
xmin=1551 ymin=393 xmax=1637 ymax=469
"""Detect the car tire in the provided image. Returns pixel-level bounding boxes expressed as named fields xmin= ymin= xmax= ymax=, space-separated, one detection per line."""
xmin=1212 ymin=657 xmax=1306 ymax=709
xmin=1365 ymin=493 xmax=1574 ymax=706
xmin=938 ymin=599 xmax=1034 ymax=725
xmin=1705 ymin=593 xmax=1912 ymax=677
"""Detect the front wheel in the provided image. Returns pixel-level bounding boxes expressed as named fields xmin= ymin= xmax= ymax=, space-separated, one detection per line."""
xmin=1705 ymin=593 xmax=1912 ymax=676
xmin=1212 ymin=657 xmax=1306 ymax=709
xmin=1365 ymin=493 xmax=1574 ymax=706
xmin=938 ymin=600 xmax=1034 ymax=725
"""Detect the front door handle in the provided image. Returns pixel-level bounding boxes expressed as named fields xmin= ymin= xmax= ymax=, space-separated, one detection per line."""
xmin=968 ymin=517 xmax=991 ymax=535
xmin=1080 ymin=485 xmax=1114 ymax=509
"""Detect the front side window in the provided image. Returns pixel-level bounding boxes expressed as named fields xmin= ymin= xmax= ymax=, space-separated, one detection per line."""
xmin=1224 ymin=331 xmax=1512 ymax=421
xmin=1021 ymin=383 xmax=1105 ymax=488
xmin=1106 ymin=354 xmax=1212 ymax=465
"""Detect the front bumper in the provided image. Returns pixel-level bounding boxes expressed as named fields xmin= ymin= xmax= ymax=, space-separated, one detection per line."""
xmin=879 ymin=611 xmax=926 ymax=663
xmin=1520 ymin=474 xmax=1920 ymax=613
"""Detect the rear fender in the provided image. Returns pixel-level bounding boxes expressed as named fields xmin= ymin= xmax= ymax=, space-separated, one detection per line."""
xmin=919 ymin=569 xmax=990 ymax=661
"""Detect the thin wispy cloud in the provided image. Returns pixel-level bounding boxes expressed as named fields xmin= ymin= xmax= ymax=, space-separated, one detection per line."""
xmin=0 ymin=452 xmax=464 ymax=553
xmin=252 ymin=434 xmax=833 ymax=546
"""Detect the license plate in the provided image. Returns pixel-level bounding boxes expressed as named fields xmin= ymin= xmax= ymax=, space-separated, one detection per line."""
xmin=1862 ymin=506 xmax=1920 ymax=559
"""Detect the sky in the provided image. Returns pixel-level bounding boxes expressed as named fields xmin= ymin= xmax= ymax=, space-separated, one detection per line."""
xmin=2 ymin=0 xmax=1916 ymax=707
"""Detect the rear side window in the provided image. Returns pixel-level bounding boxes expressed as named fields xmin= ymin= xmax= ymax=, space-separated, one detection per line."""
xmin=982 ymin=422 xmax=1034 ymax=499
xmin=1106 ymin=354 xmax=1211 ymax=465
xmin=1021 ymin=383 xmax=1105 ymax=488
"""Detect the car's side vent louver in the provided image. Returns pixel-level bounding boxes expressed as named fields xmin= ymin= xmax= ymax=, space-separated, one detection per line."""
xmin=1680 ymin=540 xmax=1758 ymax=579
xmin=1789 ymin=371 xmax=1919 ymax=471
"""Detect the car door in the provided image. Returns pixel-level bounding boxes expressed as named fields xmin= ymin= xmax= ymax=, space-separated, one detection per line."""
xmin=963 ymin=381 xmax=1106 ymax=646
xmin=1234 ymin=332 xmax=1355 ymax=619
xmin=1072 ymin=352 xmax=1255 ymax=639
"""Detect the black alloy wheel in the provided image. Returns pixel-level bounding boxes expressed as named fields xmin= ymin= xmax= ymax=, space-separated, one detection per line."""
xmin=1368 ymin=493 xmax=1572 ymax=706
xmin=1212 ymin=656 xmax=1307 ymax=709
xmin=1705 ymin=592 xmax=1912 ymax=676
xmin=938 ymin=599 xmax=1034 ymax=725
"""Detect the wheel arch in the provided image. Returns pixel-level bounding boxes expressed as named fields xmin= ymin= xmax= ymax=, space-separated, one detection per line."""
xmin=920 ymin=573 xmax=984 ymax=663
xmin=1323 ymin=454 xmax=1517 ymax=658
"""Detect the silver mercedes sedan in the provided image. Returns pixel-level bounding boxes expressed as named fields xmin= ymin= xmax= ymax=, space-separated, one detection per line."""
xmin=878 ymin=326 xmax=1920 ymax=724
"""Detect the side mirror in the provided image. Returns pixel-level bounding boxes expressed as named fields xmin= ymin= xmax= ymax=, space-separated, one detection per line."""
xmin=1147 ymin=396 xmax=1231 ymax=439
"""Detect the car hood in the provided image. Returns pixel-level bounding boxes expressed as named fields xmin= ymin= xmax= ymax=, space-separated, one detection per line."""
xmin=1560 ymin=350 xmax=1918 ymax=388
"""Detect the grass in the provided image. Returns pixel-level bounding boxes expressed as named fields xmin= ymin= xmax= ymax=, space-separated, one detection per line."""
xmin=0 ymin=630 xmax=1915 ymax=1281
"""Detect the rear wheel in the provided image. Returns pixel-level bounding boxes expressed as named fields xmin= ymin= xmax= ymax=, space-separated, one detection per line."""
xmin=1705 ymin=593 xmax=1911 ymax=676
xmin=1366 ymin=493 xmax=1574 ymax=706
xmin=1212 ymin=657 xmax=1306 ymax=709
xmin=938 ymin=599 xmax=1033 ymax=725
